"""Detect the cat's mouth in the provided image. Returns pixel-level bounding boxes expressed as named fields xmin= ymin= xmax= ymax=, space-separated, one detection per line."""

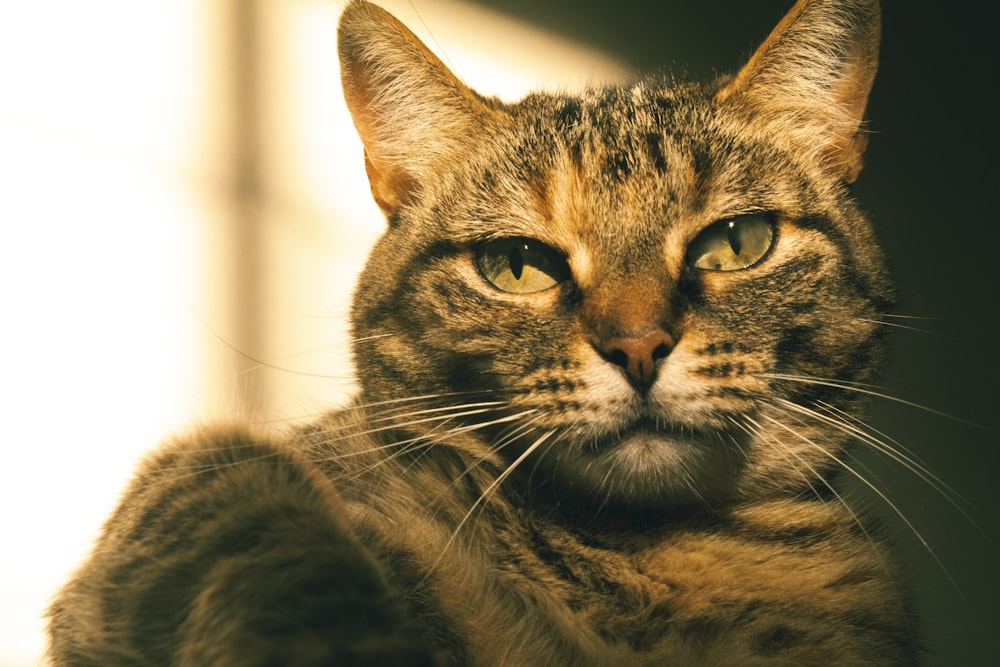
xmin=531 ymin=416 xmax=745 ymax=511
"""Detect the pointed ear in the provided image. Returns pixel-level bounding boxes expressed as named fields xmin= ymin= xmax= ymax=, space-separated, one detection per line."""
xmin=338 ymin=1 xmax=493 ymax=216
xmin=716 ymin=0 xmax=880 ymax=183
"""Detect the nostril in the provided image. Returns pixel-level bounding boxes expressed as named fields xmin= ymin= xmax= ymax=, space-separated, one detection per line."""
xmin=599 ymin=329 xmax=675 ymax=391
xmin=606 ymin=348 xmax=629 ymax=370
xmin=652 ymin=342 xmax=672 ymax=363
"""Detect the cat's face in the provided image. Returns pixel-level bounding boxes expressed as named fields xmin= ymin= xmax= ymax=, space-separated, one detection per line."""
xmin=339 ymin=0 xmax=890 ymax=512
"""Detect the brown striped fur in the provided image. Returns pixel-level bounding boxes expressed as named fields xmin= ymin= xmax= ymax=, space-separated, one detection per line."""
xmin=48 ymin=1 xmax=918 ymax=664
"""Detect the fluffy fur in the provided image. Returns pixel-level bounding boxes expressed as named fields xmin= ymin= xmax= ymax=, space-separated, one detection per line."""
xmin=48 ymin=1 xmax=918 ymax=664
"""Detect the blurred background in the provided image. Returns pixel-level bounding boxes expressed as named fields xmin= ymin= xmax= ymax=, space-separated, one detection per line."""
xmin=0 ymin=0 xmax=996 ymax=664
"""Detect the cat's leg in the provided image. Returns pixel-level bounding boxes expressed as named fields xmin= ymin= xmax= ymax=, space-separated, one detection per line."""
xmin=47 ymin=430 xmax=440 ymax=666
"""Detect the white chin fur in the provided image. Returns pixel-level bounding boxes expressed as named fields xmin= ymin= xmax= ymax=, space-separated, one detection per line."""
xmin=541 ymin=427 xmax=742 ymax=511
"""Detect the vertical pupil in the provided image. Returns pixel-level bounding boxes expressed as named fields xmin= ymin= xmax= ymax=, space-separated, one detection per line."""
xmin=726 ymin=220 xmax=743 ymax=255
xmin=509 ymin=244 xmax=525 ymax=279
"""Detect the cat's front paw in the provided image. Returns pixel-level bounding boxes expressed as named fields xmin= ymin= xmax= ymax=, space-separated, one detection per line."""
xmin=176 ymin=541 xmax=444 ymax=667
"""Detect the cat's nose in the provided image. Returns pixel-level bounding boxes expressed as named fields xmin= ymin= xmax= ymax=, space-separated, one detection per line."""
xmin=599 ymin=329 xmax=675 ymax=392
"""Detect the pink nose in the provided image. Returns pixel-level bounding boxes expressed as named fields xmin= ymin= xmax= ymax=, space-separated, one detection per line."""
xmin=599 ymin=329 xmax=675 ymax=392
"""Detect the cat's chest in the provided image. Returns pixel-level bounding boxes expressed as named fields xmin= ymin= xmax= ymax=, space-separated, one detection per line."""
xmin=487 ymin=518 xmax=743 ymax=653
xmin=412 ymin=502 xmax=895 ymax=665
xmin=320 ymin=432 xmax=899 ymax=664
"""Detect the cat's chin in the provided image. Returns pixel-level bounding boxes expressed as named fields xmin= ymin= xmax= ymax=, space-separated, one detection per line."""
xmin=608 ymin=428 xmax=701 ymax=472
xmin=537 ymin=425 xmax=745 ymax=512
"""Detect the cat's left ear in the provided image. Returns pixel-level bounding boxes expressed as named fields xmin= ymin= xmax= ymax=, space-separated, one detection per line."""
xmin=716 ymin=0 xmax=880 ymax=183
xmin=338 ymin=1 xmax=494 ymax=217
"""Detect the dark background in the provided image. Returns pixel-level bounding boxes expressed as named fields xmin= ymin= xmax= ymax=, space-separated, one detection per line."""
xmin=474 ymin=1 xmax=999 ymax=664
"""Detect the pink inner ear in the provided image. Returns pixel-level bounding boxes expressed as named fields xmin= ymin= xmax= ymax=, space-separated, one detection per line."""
xmin=364 ymin=152 xmax=416 ymax=217
xmin=337 ymin=2 xmax=493 ymax=218
xmin=828 ymin=121 xmax=870 ymax=186
xmin=827 ymin=51 xmax=877 ymax=184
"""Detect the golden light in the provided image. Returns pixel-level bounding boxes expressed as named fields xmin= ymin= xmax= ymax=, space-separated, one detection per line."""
xmin=0 ymin=1 xmax=622 ymax=664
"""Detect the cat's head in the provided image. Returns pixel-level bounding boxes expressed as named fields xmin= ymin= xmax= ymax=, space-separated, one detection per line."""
xmin=337 ymin=0 xmax=890 ymax=513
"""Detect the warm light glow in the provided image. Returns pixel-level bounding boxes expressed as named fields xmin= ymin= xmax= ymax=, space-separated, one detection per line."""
xmin=0 ymin=2 xmax=208 ymax=665
xmin=0 ymin=1 xmax=622 ymax=664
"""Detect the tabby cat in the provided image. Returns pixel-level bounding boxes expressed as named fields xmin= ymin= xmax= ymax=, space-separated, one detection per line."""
xmin=47 ymin=0 xmax=919 ymax=664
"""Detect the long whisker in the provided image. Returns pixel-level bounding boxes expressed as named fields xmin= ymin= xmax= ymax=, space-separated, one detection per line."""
xmin=343 ymin=391 xmax=514 ymax=415
xmin=856 ymin=318 xmax=944 ymax=336
xmin=757 ymin=412 xmax=931 ymax=550
xmin=775 ymin=399 xmax=953 ymax=498
xmin=873 ymin=314 xmax=945 ymax=321
xmin=416 ymin=412 xmax=550 ymax=512
xmin=156 ymin=397 xmax=522 ymax=489
xmin=730 ymin=415 xmax=829 ymax=503
xmin=419 ymin=428 xmax=557 ymax=587
xmin=759 ymin=377 xmax=998 ymax=538
xmin=194 ymin=312 xmax=350 ymax=380
xmin=367 ymin=401 xmax=510 ymax=425
xmin=739 ymin=412 xmax=920 ymax=631
xmin=756 ymin=410 xmax=971 ymax=611
xmin=305 ymin=393 xmax=514 ymax=439
xmin=351 ymin=332 xmax=395 ymax=344
xmin=781 ymin=398 xmax=1000 ymax=556
xmin=815 ymin=400 xmax=933 ymax=470
xmin=737 ymin=414 xmax=896 ymax=569
xmin=323 ymin=405 xmax=534 ymax=467
xmin=759 ymin=373 xmax=993 ymax=432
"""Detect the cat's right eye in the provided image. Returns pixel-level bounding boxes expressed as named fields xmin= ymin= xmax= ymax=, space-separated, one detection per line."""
xmin=686 ymin=214 xmax=775 ymax=271
xmin=476 ymin=237 xmax=570 ymax=294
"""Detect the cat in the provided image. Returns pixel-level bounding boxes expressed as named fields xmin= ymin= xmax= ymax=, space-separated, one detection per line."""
xmin=47 ymin=0 xmax=920 ymax=664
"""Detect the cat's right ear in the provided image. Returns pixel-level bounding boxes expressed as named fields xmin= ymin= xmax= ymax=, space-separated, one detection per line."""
xmin=338 ymin=1 xmax=493 ymax=217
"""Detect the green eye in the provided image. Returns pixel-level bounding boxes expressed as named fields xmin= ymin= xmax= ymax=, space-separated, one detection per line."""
xmin=476 ymin=237 xmax=570 ymax=293
xmin=686 ymin=214 xmax=775 ymax=271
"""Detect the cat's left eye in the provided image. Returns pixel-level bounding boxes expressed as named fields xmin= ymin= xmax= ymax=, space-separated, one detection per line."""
xmin=686 ymin=214 xmax=775 ymax=271
xmin=476 ymin=237 xmax=570 ymax=294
